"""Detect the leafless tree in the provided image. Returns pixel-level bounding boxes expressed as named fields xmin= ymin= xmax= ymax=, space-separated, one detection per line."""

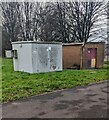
xmin=1 ymin=1 xmax=107 ymax=44
xmin=66 ymin=1 xmax=107 ymax=43
xmin=1 ymin=2 xmax=20 ymax=42
xmin=1 ymin=2 xmax=44 ymax=41
xmin=37 ymin=2 xmax=55 ymax=41
xmin=15 ymin=2 xmax=43 ymax=41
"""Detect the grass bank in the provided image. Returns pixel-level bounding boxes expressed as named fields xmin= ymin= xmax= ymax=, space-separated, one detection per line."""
xmin=2 ymin=58 xmax=108 ymax=102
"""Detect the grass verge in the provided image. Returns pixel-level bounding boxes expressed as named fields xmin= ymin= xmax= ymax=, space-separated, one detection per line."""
xmin=2 ymin=58 xmax=108 ymax=103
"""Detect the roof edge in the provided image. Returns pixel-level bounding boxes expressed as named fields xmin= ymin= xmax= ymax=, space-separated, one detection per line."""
xmin=12 ymin=41 xmax=62 ymax=45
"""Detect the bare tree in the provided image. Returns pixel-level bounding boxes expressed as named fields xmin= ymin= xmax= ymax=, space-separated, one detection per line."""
xmin=39 ymin=2 xmax=69 ymax=43
xmin=37 ymin=2 xmax=55 ymax=41
xmin=15 ymin=2 xmax=43 ymax=41
xmin=1 ymin=2 xmax=20 ymax=42
xmin=1 ymin=2 xmax=44 ymax=41
xmin=66 ymin=1 xmax=107 ymax=43
xmin=1 ymin=1 xmax=107 ymax=44
xmin=38 ymin=1 xmax=106 ymax=43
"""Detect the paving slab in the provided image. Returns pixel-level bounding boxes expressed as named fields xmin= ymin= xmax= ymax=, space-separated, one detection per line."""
xmin=2 ymin=80 xmax=109 ymax=119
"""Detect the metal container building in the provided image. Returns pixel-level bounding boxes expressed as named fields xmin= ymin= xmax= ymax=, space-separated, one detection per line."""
xmin=12 ymin=41 xmax=62 ymax=73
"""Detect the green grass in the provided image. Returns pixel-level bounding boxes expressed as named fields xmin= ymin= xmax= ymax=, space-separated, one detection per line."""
xmin=0 ymin=58 xmax=2 ymax=103
xmin=1 ymin=58 xmax=108 ymax=103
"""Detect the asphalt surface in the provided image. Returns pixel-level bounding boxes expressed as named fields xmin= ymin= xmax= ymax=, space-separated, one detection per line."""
xmin=2 ymin=80 xmax=109 ymax=119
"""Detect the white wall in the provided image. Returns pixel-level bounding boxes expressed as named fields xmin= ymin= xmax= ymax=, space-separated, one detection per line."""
xmin=12 ymin=42 xmax=62 ymax=73
xmin=12 ymin=43 xmax=33 ymax=73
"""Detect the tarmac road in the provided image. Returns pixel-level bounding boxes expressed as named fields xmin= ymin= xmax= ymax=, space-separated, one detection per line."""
xmin=2 ymin=80 xmax=109 ymax=119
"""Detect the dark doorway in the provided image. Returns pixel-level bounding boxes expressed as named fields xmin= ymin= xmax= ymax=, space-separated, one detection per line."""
xmin=87 ymin=48 xmax=97 ymax=68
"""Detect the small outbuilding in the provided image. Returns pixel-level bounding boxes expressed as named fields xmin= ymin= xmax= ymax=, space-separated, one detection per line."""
xmin=62 ymin=42 xmax=105 ymax=69
xmin=12 ymin=41 xmax=62 ymax=73
xmin=5 ymin=50 xmax=12 ymax=58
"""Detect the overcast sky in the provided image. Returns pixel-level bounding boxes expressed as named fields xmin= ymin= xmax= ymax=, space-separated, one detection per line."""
xmin=0 ymin=0 xmax=108 ymax=2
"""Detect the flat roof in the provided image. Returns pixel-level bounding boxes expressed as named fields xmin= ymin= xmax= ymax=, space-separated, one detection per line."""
xmin=12 ymin=41 xmax=105 ymax=45
xmin=62 ymin=42 xmax=84 ymax=46
xmin=63 ymin=42 xmax=105 ymax=46
xmin=12 ymin=41 xmax=62 ymax=45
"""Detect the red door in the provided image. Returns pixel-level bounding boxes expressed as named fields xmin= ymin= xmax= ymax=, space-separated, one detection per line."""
xmin=87 ymin=48 xmax=97 ymax=68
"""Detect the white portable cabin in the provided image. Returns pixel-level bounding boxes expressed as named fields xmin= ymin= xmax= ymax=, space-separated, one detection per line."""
xmin=12 ymin=41 xmax=62 ymax=73
xmin=5 ymin=50 xmax=12 ymax=58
